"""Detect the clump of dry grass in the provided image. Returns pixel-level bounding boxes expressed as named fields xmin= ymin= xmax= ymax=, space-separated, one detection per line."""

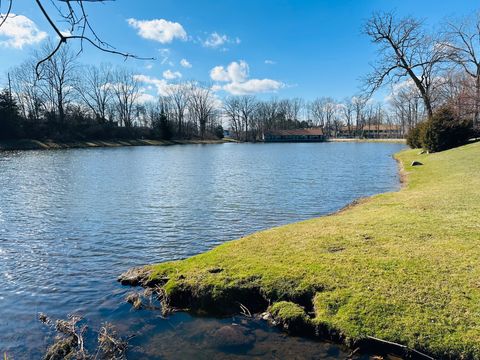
xmin=39 ymin=313 xmax=129 ymax=360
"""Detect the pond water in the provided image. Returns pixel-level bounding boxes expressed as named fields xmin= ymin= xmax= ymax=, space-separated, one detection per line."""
xmin=0 ymin=142 xmax=405 ymax=359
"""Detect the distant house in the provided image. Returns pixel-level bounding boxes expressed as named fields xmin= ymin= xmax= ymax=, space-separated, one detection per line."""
xmin=263 ymin=128 xmax=325 ymax=142
xmin=361 ymin=124 xmax=402 ymax=138
xmin=337 ymin=124 xmax=402 ymax=139
xmin=337 ymin=126 xmax=356 ymax=138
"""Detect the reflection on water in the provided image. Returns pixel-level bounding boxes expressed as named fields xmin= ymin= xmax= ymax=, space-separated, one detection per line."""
xmin=0 ymin=142 xmax=405 ymax=359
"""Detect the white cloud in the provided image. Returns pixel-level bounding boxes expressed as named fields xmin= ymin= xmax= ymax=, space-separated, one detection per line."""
xmin=127 ymin=18 xmax=187 ymax=44
xmin=210 ymin=60 xmax=249 ymax=83
xmin=211 ymin=84 xmax=223 ymax=92
xmin=264 ymin=59 xmax=276 ymax=65
xmin=163 ymin=69 xmax=182 ymax=80
xmin=137 ymin=92 xmax=157 ymax=104
xmin=203 ymin=32 xmax=228 ymax=48
xmin=384 ymin=79 xmax=416 ymax=103
xmin=134 ymin=74 xmax=185 ymax=97
xmin=223 ymin=79 xmax=284 ymax=95
xmin=180 ymin=58 xmax=192 ymax=68
xmin=0 ymin=14 xmax=47 ymax=48
xmin=210 ymin=66 xmax=231 ymax=82
xmin=202 ymin=32 xmax=240 ymax=49
xmin=134 ymin=74 xmax=168 ymax=95
xmin=210 ymin=60 xmax=284 ymax=95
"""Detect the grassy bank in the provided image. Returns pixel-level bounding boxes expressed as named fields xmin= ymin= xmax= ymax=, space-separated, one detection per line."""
xmin=0 ymin=138 xmax=232 ymax=151
xmin=121 ymin=142 xmax=480 ymax=359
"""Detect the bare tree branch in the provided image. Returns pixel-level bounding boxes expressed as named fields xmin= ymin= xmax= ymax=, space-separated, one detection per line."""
xmin=0 ymin=0 xmax=13 ymax=28
xmin=0 ymin=0 xmax=154 ymax=78
xmin=363 ymin=12 xmax=452 ymax=118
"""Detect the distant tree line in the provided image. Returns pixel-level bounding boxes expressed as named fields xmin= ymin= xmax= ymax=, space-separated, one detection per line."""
xmin=222 ymin=95 xmax=402 ymax=141
xmin=0 ymin=43 xmax=223 ymax=142
xmin=2 ymin=11 xmax=480 ymax=146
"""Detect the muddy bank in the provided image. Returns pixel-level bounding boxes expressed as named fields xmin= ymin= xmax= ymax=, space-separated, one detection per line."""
xmin=0 ymin=138 xmax=233 ymax=151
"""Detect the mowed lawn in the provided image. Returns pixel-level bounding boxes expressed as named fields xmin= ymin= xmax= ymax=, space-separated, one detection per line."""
xmin=147 ymin=142 xmax=480 ymax=358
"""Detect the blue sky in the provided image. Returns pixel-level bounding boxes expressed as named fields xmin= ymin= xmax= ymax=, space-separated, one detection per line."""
xmin=0 ymin=0 xmax=478 ymax=101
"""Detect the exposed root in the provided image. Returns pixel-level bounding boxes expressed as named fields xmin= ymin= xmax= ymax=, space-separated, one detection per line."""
xmin=238 ymin=302 xmax=252 ymax=318
xmin=156 ymin=286 xmax=174 ymax=317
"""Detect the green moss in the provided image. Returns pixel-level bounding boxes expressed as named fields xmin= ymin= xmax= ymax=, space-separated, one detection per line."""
xmin=268 ymin=301 xmax=313 ymax=334
xmin=141 ymin=142 xmax=480 ymax=358
xmin=269 ymin=301 xmax=309 ymax=323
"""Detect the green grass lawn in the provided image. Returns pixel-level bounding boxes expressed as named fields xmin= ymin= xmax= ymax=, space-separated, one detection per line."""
xmin=141 ymin=142 xmax=480 ymax=358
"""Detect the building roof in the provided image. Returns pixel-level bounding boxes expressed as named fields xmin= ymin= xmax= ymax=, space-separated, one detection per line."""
xmin=264 ymin=128 xmax=324 ymax=136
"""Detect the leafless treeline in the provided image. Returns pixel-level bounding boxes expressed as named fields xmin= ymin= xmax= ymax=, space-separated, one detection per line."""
xmin=7 ymin=43 xmax=222 ymax=140
xmin=365 ymin=11 xmax=480 ymax=129
xmin=4 ymin=11 xmax=480 ymax=141
xmin=222 ymin=95 xmax=399 ymax=141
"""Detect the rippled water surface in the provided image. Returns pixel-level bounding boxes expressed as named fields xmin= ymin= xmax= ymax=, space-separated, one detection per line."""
xmin=0 ymin=142 xmax=405 ymax=359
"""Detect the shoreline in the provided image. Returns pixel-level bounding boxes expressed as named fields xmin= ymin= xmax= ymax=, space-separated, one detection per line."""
xmin=119 ymin=142 xmax=480 ymax=359
xmin=0 ymin=138 xmax=233 ymax=151
xmin=0 ymin=138 xmax=405 ymax=151
xmin=117 ymin=148 xmax=417 ymax=358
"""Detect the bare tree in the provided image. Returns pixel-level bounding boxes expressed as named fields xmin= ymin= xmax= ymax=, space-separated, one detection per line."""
xmin=188 ymin=83 xmax=215 ymax=139
xmin=444 ymin=14 xmax=480 ymax=124
xmin=340 ymin=97 xmax=356 ymax=137
xmin=364 ymin=12 xmax=451 ymax=118
xmin=309 ymin=97 xmax=337 ymax=135
xmin=36 ymin=42 xmax=78 ymax=125
xmin=352 ymin=95 xmax=369 ymax=132
xmin=238 ymin=95 xmax=257 ymax=141
xmin=258 ymin=98 xmax=281 ymax=131
xmin=166 ymin=83 xmax=190 ymax=137
xmin=283 ymin=98 xmax=304 ymax=122
xmin=223 ymin=96 xmax=242 ymax=140
xmin=10 ymin=59 xmax=45 ymax=121
xmin=309 ymin=98 xmax=325 ymax=127
xmin=111 ymin=68 xmax=140 ymax=128
xmin=75 ymin=64 xmax=113 ymax=122
xmin=388 ymin=81 xmax=424 ymax=134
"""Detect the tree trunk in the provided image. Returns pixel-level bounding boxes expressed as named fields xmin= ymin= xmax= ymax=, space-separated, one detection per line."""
xmin=475 ymin=67 xmax=480 ymax=126
xmin=200 ymin=118 xmax=206 ymax=139
xmin=177 ymin=112 xmax=183 ymax=137
xmin=58 ymin=91 xmax=64 ymax=125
